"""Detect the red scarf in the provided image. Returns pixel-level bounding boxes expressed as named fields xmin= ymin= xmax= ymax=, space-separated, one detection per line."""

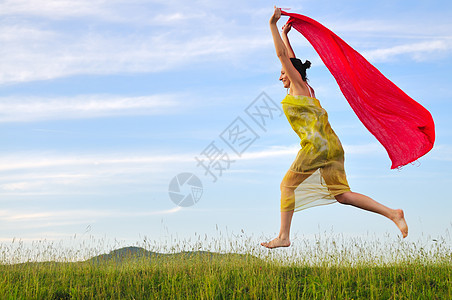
xmin=281 ymin=11 xmax=435 ymax=169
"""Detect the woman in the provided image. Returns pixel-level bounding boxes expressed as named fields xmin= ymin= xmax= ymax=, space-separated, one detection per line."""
xmin=261 ymin=7 xmax=408 ymax=249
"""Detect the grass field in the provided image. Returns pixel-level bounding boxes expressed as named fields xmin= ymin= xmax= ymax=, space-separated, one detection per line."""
xmin=1 ymin=231 xmax=451 ymax=299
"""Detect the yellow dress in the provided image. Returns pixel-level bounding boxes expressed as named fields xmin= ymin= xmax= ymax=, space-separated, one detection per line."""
xmin=280 ymin=94 xmax=351 ymax=212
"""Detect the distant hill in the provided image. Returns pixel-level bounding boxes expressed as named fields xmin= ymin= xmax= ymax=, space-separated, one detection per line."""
xmin=86 ymin=246 xmax=261 ymax=264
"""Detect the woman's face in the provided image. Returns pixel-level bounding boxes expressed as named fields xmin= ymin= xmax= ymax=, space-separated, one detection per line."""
xmin=279 ymin=68 xmax=290 ymax=88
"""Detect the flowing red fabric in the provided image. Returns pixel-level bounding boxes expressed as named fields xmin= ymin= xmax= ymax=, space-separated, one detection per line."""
xmin=281 ymin=11 xmax=435 ymax=169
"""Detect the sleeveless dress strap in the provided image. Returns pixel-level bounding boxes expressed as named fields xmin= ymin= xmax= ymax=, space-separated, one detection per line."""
xmin=305 ymin=82 xmax=315 ymax=98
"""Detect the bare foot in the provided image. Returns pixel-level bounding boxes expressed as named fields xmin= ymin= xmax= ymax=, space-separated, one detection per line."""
xmin=261 ymin=237 xmax=291 ymax=249
xmin=392 ymin=209 xmax=408 ymax=238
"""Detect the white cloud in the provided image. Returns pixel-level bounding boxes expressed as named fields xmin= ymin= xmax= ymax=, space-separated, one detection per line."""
xmin=0 ymin=23 xmax=270 ymax=84
xmin=429 ymin=144 xmax=452 ymax=162
xmin=0 ymin=143 xmax=382 ymax=175
xmin=327 ymin=15 xmax=452 ymax=39
xmin=1 ymin=181 xmax=49 ymax=191
xmin=1 ymin=1 xmax=449 ymax=84
xmin=0 ymin=143 xmax=382 ymax=195
xmin=0 ymin=152 xmax=193 ymax=173
xmin=0 ymin=206 xmax=182 ymax=222
xmin=0 ymin=0 xmax=274 ymax=84
xmin=362 ymin=39 xmax=452 ymax=62
xmin=343 ymin=143 xmax=384 ymax=155
xmin=0 ymin=0 xmax=206 ymax=24
xmin=0 ymin=0 xmax=119 ymax=19
xmin=0 ymin=94 xmax=183 ymax=122
xmin=240 ymin=145 xmax=299 ymax=159
xmin=0 ymin=151 xmax=194 ymax=195
xmin=0 ymin=26 xmax=56 ymax=42
xmin=240 ymin=143 xmax=383 ymax=160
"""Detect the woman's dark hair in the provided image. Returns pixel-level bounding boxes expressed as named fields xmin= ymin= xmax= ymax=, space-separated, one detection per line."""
xmin=290 ymin=58 xmax=311 ymax=81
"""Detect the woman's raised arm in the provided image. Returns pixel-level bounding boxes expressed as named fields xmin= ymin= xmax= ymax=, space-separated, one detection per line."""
xmin=269 ymin=7 xmax=305 ymax=93
xmin=282 ymin=23 xmax=296 ymax=58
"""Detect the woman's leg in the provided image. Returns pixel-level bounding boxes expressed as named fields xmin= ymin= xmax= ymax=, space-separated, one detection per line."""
xmin=335 ymin=192 xmax=408 ymax=238
xmin=321 ymin=159 xmax=408 ymax=238
xmin=261 ymin=169 xmax=314 ymax=249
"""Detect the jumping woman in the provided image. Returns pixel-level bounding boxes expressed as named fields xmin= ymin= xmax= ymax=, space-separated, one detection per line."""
xmin=261 ymin=7 xmax=408 ymax=249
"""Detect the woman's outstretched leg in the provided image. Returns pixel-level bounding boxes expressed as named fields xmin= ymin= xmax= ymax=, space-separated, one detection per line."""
xmin=261 ymin=169 xmax=313 ymax=249
xmin=335 ymin=191 xmax=408 ymax=238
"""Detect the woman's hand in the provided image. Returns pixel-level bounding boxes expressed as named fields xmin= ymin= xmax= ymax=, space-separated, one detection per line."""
xmin=282 ymin=23 xmax=291 ymax=35
xmin=269 ymin=6 xmax=281 ymax=24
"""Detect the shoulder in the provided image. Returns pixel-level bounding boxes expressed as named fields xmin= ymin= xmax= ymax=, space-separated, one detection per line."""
xmin=292 ymin=82 xmax=312 ymax=98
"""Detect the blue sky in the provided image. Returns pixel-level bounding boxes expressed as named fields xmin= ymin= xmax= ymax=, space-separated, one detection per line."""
xmin=1 ymin=0 xmax=451 ymax=256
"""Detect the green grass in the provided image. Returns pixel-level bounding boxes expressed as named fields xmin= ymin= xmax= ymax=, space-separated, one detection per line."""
xmin=1 ymin=232 xmax=451 ymax=299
